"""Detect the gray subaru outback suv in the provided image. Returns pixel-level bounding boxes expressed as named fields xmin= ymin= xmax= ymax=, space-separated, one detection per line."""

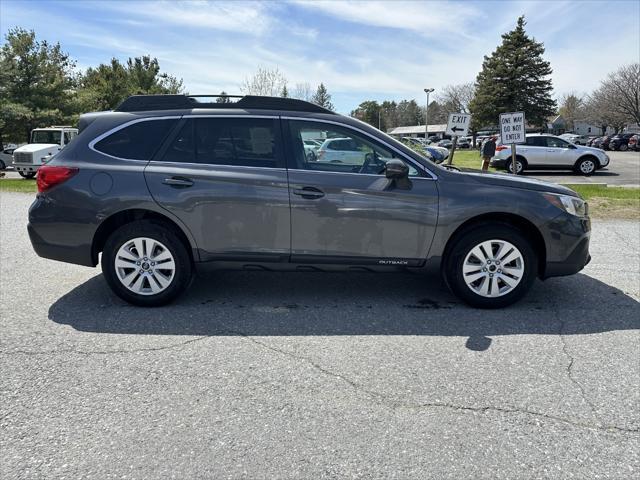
xmin=28 ymin=95 xmax=591 ymax=308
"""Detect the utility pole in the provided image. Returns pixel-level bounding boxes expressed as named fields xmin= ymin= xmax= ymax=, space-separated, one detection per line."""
xmin=424 ymin=88 xmax=434 ymax=142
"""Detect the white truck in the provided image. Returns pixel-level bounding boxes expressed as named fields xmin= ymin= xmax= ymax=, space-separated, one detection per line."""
xmin=12 ymin=126 xmax=78 ymax=178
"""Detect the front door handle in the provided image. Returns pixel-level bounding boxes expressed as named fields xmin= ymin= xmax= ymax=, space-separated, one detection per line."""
xmin=162 ymin=176 xmax=194 ymax=188
xmin=293 ymin=186 xmax=325 ymax=199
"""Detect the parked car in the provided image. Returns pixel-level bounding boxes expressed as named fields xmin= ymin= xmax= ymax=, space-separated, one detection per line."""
xmin=28 ymin=94 xmax=592 ymax=309
xmin=586 ymin=136 xmax=599 ymax=147
xmin=609 ymin=133 xmax=636 ymax=151
xmin=0 ymin=147 xmax=15 ymax=170
xmin=457 ymin=137 xmax=471 ymax=149
xmin=437 ymin=139 xmax=453 ymax=149
xmin=628 ymin=135 xmax=639 ymax=151
xmin=560 ymin=133 xmax=589 ymax=145
xmin=491 ymin=133 xmax=610 ymax=175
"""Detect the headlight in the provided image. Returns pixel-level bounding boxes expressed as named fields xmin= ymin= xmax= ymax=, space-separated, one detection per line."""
xmin=543 ymin=193 xmax=588 ymax=217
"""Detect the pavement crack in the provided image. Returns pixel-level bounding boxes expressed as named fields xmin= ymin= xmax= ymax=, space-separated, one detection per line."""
xmin=0 ymin=335 xmax=210 ymax=356
xmin=222 ymin=325 xmax=638 ymax=436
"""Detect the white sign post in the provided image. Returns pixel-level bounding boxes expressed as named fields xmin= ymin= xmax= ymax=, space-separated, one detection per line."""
xmin=499 ymin=112 xmax=526 ymax=174
xmin=446 ymin=113 xmax=471 ymax=165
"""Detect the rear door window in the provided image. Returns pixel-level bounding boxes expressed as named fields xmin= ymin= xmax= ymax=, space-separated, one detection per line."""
xmin=94 ymin=119 xmax=177 ymax=160
xmin=160 ymin=117 xmax=283 ymax=168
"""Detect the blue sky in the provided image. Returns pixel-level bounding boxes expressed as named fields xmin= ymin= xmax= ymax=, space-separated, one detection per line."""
xmin=1 ymin=0 xmax=638 ymax=114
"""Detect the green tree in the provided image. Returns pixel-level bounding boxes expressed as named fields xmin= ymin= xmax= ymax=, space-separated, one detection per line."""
xmin=0 ymin=28 xmax=77 ymax=143
xmin=396 ymin=99 xmax=423 ymax=126
xmin=469 ymin=16 xmax=556 ymax=128
xmin=351 ymin=100 xmax=382 ymax=129
xmin=77 ymin=55 xmax=183 ymax=112
xmin=311 ymin=83 xmax=334 ymax=110
xmin=280 ymin=84 xmax=289 ymax=98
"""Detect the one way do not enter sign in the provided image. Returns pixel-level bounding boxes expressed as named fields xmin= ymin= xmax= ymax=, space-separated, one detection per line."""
xmin=446 ymin=113 xmax=471 ymax=136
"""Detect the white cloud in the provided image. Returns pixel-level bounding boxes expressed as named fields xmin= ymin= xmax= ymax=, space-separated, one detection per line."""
xmin=100 ymin=0 xmax=273 ymax=35
xmin=292 ymin=0 xmax=483 ymax=38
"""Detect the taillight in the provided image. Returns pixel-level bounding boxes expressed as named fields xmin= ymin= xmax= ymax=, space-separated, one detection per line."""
xmin=36 ymin=166 xmax=79 ymax=192
xmin=495 ymin=145 xmax=508 ymax=151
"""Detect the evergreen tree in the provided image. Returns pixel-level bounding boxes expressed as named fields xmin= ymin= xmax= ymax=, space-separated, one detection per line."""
xmin=469 ymin=16 xmax=556 ymax=128
xmin=311 ymin=83 xmax=334 ymax=110
xmin=280 ymin=84 xmax=289 ymax=98
xmin=350 ymin=100 xmax=382 ymax=129
xmin=77 ymin=55 xmax=183 ymax=112
xmin=0 ymin=28 xmax=77 ymax=143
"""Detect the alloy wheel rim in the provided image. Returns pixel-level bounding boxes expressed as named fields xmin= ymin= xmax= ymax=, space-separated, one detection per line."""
xmin=115 ymin=237 xmax=176 ymax=296
xmin=580 ymin=160 xmax=595 ymax=174
xmin=462 ymin=239 xmax=524 ymax=298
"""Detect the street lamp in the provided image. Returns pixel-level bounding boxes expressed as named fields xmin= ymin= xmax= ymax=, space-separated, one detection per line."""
xmin=424 ymin=88 xmax=435 ymax=142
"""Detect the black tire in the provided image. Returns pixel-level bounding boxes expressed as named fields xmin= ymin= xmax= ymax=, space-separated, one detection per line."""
xmin=19 ymin=171 xmax=36 ymax=179
xmin=444 ymin=224 xmax=538 ymax=308
xmin=574 ymin=156 xmax=598 ymax=175
xmin=101 ymin=220 xmax=193 ymax=306
xmin=505 ymin=157 xmax=525 ymax=174
xmin=0 ymin=159 xmax=6 ymax=170
xmin=619 ymin=144 xmax=628 ymax=151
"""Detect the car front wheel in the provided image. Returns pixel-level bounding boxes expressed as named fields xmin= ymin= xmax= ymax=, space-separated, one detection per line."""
xmin=444 ymin=225 xmax=537 ymax=308
xmin=19 ymin=171 xmax=36 ymax=179
xmin=575 ymin=157 xmax=597 ymax=175
xmin=101 ymin=221 xmax=192 ymax=306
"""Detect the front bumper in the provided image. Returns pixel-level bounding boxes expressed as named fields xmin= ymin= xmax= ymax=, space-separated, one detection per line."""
xmin=14 ymin=164 xmax=40 ymax=173
xmin=541 ymin=213 xmax=591 ymax=279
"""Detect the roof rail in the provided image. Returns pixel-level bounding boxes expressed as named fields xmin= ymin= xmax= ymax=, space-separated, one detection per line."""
xmin=115 ymin=94 xmax=335 ymax=114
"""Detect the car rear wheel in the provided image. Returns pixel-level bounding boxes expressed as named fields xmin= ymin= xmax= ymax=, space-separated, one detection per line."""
xmin=101 ymin=221 xmax=192 ymax=306
xmin=619 ymin=144 xmax=628 ymax=151
xmin=505 ymin=158 xmax=525 ymax=174
xmin=444 ymin=225 xmax=537 ymax=308
xmin=574 ymin=157 xmax=597 ymax=175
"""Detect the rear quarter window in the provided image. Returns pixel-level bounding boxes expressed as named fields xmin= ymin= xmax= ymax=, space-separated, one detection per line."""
xmin=94 ymin=119 xmax=177 ymax=160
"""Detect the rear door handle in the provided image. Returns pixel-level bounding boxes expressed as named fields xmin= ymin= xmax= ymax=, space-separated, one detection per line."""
xmin=293 ymin=186 xmax=325 ymax=199
xmin=162 ymin=176 xmax=194 ymax=187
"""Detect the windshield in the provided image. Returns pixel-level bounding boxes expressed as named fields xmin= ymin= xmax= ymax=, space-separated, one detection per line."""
xmin=31 ymin=130 xmax=62 ymax=144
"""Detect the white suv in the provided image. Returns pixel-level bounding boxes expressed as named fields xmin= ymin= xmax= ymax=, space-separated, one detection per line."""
xmin=491 ymin=134 xmax=610 ymax=175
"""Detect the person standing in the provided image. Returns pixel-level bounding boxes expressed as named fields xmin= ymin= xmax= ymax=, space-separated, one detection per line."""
xmin=481 ymin=135 xmax=496 ymax=171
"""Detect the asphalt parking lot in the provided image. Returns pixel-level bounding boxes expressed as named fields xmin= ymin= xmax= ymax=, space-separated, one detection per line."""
xmin=2 ymin=150 xmax=639 ymax=186
xmin=1 ymin=191 xmax=638 ymax=479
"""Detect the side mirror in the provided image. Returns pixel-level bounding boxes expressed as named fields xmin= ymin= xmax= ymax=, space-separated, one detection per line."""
xmin=385 ymin=159 xmax=409 ymax=179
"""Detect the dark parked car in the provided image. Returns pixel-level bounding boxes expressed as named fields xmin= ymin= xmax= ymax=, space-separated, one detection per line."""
xmin=437 ymin=139 xmax=453 ymax=149
xmin=609 ymin=133 xmax=636 ymax=151
xmin=592 ymin=135 xmax=611 ymax=150
xmin=28 ymin=94 xmax=591 ymax=309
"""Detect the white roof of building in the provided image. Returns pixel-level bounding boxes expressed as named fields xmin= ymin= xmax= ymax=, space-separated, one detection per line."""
xmin=387 ymin=124 xmax=447 ymax=135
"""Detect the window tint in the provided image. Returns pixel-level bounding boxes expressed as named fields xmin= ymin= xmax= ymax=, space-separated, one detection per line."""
xmin=545 ymin=137 xmax=570 ymax=148
xmin=161 ymin=118 xmax=280 ymax=168
xmin=525 ymin=137 xmax=545 ymax=146
xmin=288 ymin=120 xmax=419 ymax=176
xmin=94 ymin=119 xmax=177 ymax=160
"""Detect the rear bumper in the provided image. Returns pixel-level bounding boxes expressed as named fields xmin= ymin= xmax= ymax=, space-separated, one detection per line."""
xmin=490 ymin=157 xmax=509 ymax=168
xmin=28 ymin=195 xmax=96 ymax=267
xmin=28 ymin=222 xmax=95 ymax=267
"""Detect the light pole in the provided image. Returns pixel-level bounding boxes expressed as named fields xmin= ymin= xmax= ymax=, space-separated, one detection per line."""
xmin=424 ymin=88 xmax=434 ymax=142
